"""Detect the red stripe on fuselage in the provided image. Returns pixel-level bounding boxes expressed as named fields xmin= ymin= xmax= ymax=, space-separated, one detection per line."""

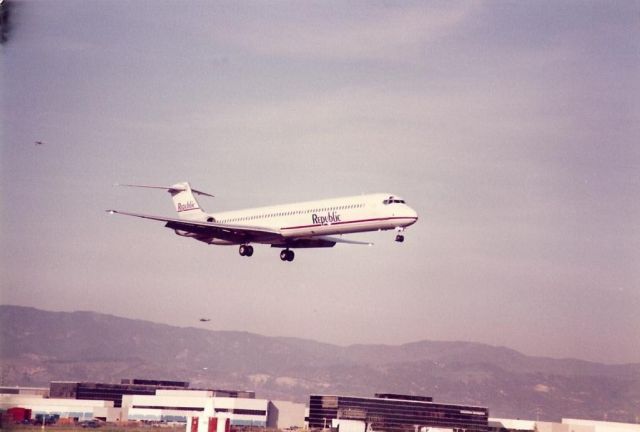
xmin=281 ymin=216 xmax=417 ymax=231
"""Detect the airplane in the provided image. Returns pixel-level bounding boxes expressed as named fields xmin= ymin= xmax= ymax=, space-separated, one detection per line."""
xmin=106 ymin=181 xmax=418 ymax=262
xmin=199 ymin=318 xmax=211 ymax=322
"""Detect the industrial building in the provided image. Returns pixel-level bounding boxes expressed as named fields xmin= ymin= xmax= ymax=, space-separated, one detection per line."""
xmin=0 ymin=393 xmax=118 ymax=421
xmin=4 ymin=382 xmax=637 ymax=432
xmin=50 ymin=379 xmax=254 ymax=408
xmin=1 ymin=380 xmax=305 ymax=429
xmin=307 ymin=394 xmax=489 ymax=432
xmin=0 ymin=387 xmax=49 ymax=397
xmin=122 ymin=389 xmax=269 ymax=426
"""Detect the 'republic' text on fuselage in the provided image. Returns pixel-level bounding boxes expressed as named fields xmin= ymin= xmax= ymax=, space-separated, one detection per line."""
xmin=312 ymin=212 xmax=341 ymax=225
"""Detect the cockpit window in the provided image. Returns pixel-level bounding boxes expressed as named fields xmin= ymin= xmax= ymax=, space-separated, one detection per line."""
xmin=383 ymin=198 xmax=406 ymax=205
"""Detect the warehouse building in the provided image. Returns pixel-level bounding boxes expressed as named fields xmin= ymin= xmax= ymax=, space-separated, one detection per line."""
xmin=50 ymin=379 xmax=254 ymax=408
xmin=1 ymin=382 xmax=305 ymax=429
xmin=0 ymin=393 xmax=119 ymax=421
xmin=122 ymin=389 xmax=269 ymax=426
xmin=307 ymin=394 xmax=489 ymax=432
xmin=0 ymin=387 xmax=49 ymax=397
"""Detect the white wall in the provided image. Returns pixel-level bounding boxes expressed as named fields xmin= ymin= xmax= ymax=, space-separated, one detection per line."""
xmin=123 ymin=393 xmax=214 ymax=422
xmin=267 ymin=400 xmax=307 ymax=429
xmin=93 ymin=407 xmax=121 ymax=422
xmin=563 ymin=419 xmax=640 ymax=432
xmin=121 ymin=391 xmax=267 ymax=426
xmin=490 ymin=418 xmax=537 ymax=431
xmin=212 ymin=396 xmax=268 ymax=426
xmin=332 ymin=419 xmax=367 ymax=432
xmin=536 ymin=421 xmax=572 ymax=432
xmin=488 ymin=418 xmax=640 ymax=432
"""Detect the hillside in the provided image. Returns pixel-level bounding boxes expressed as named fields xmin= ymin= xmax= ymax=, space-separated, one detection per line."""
xmin=1 ymin=305 xmax=639 ymax=422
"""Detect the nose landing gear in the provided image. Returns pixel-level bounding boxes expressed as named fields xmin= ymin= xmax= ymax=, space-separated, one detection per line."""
xmin=280 ymin=249 xmax=295 ymax=262
xmin=395 ymin=227 xmax=405 ymax=243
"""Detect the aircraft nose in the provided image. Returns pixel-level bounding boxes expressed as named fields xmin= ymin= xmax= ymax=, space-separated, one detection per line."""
xmin=405 ymin=206 xmax=418 ymax=224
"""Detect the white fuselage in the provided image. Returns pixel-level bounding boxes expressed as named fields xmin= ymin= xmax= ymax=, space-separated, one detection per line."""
xmin=202 ymin=193 xmax=418 ymax=245
xmin=108 ymin=182 xmax=419 ymax=260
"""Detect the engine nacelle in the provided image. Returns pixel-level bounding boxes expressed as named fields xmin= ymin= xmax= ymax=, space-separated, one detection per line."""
xmin=174 ymin=229 xmax=198 ymax=238
xmin=208 ymin=239 xmax=237 ymax=245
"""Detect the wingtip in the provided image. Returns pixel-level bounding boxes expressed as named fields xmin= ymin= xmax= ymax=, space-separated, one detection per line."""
xmin=192 ymin=189 xmax=215 ymax=198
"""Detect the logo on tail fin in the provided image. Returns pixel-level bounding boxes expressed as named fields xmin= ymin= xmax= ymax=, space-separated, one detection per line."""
xmin=177 ymin=201 xmax=198 ymax=212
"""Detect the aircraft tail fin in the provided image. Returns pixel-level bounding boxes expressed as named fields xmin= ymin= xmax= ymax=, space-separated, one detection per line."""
xmin=167 ymin=182 xmax=207 ymax=220
xmin=116 ymin=182 xmax=214 ymax=221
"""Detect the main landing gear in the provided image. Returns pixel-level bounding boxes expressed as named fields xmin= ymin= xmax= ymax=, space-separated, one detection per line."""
xmin=280 ymin=249 xmax=295 ymax=262
xmin=239 ymin=245 xmax=294 ymax=261
xmin=238 ymin=244 xmax=254 ymax=257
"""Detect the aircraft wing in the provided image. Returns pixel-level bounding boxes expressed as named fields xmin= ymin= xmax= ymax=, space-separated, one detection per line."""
xmin=106 ymin=209 xmax=283 ymax=243
xmin=107 ymin=210 xmax=374 ymax=248
xmin=318 ymin=236 xmax=373 ymax=246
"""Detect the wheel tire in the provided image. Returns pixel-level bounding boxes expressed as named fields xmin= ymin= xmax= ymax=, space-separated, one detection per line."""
xmin=395 ymin=234 xmax=405 ymax=243
xmin=246 ymin=246 xmax=254 ymax=257
xmin=239 ymin=245 xmax=247 ymax=256
xmin=286 ymin=250 xmax=295 ymax=261
xmin=280 ymin=250 xmax=289 ymax=261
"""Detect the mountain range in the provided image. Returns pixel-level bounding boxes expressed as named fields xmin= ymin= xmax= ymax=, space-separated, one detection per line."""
xmin=1 ymin=305 xmax=639 ymax=423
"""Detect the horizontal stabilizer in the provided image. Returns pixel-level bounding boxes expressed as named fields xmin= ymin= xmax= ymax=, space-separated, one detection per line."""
xmin=115 ymin=183 xmax=214 ymax=197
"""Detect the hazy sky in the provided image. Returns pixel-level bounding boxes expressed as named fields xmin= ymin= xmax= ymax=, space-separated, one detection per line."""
xmin=2 ymin=0 xmax=639 ymax=364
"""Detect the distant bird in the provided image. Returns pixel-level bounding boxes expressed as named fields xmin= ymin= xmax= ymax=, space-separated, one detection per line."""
xmin=199 ymin=318 xmax=211 ymax=322
xmin=34 ymin=141 xmax=44 ymax=145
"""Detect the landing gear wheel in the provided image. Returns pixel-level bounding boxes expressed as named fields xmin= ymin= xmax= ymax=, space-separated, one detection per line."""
xmin=395 ymin=234 xmax=405 ymax=243
xmin=280 ymin=249 xmax=295 ymax=262
xmin=239 ymin=245 xmax=253 ymax=257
